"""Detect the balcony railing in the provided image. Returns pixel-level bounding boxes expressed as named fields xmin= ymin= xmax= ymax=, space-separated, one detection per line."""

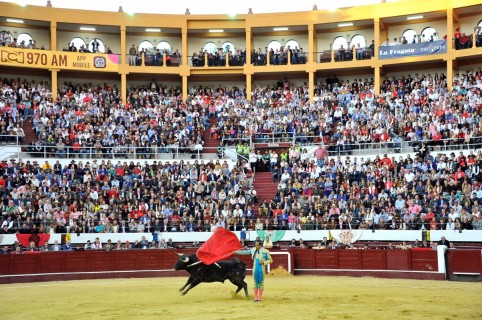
xmin=14 ymin=145 xmax=228 ymax=160
xmin=126 ymin=53 xmax=181 ymax=67
xmin=252 ymin=132 xmax=482 ymax=155
xmin=188 ymin=53 xmax=245 ymax=67
xmin=251 ymin=51 xmax=308 ymax=66
xmin=315 ymin=47 xmax=373 ymax=63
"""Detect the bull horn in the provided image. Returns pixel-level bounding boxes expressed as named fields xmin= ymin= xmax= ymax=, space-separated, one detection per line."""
xmin=181 ymin=256 xmax=189 ymax=263
xmin=176 ymin=253 xmax=183 ymax=256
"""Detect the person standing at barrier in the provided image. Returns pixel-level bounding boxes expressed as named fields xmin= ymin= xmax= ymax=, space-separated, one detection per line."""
xmin=233 ymin=240 xmax=273 ymax=302
xmin=129 ymin=44 xmax=137 ymax=66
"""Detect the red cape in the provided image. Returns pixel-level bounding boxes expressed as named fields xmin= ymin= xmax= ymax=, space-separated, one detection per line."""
xmin=196 ymin=228 xmax=242 ymax=265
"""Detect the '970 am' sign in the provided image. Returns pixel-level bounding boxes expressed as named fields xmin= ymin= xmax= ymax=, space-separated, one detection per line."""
xmin=0 ymin=47 xmax=119 ymax=72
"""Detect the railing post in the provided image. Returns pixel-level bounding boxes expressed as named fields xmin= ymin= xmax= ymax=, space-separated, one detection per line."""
xmin=288 ymin=50 xmax=291 ymax=65
xmin=267 ymin=51 xmax=271 ymax=66
xmin=331 ymin=44 xmax=334 ymax=62
xmin=204 ymin=52 xmax=208 ymax=67
xmin=163 ymin=54 xmax=167 ymax=67
xmin=226 ymin=53 xmax=229 ymax=67
xmin=141 ymin=53 xmax=145 ymax=66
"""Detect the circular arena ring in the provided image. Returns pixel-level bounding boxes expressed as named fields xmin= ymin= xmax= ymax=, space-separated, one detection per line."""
xmin=2 ymin=276 xmax=480 ymax=320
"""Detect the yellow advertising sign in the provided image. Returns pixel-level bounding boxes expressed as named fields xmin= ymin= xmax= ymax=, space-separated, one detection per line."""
xmin=0 ymin=47 xmax=119 ymax=72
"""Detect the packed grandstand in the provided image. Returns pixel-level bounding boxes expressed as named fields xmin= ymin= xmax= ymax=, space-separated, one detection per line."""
xmin=0 ymin=0 xmax=481 ymax=255
xmin=1 ymin=66 xmax=482 ymax=253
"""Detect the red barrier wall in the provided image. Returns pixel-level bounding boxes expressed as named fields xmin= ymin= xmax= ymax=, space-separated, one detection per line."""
xmin=447 ymin=250 xmax=482 ymax=276
xmin=0 ymin=248 xmax=445 ymax=284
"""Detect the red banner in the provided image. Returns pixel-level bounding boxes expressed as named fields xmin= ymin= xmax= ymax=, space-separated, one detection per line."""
xmin=196 ymin=228 xmax=242 ymax=265
xmin=16 ymin=233 xmax=51 ymax=248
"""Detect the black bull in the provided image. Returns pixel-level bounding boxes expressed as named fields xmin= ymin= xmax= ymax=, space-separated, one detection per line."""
xmin=173 ymin=254 xmax=248 ymax=297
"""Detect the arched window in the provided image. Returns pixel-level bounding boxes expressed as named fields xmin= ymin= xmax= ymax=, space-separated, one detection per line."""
xmin=16 ymin=33 xmax=33 ymax=47
xmin=70 ymin=37 xmax=86 ymax=51
xmin=350 ymin=35 xmax=366 ymax=48
xmin=138 ymin=40 xmax=153 ymax=53
xmin=402 ymin=29 xmax=417 ymax=44
xmin=0 ymin=31 xmax=14 ymax=45
xmin=203 ymin=42 xmax=218 ymax=54
xmin=285 ymin=39 xmax=299 ymax=50
xmin=267 ymin=40 xmax=281 ymax=52
xmin=221 ymin=41 xmax=235 ymax=54
xmin=88 ymin=38 xmax=105 ymax=53
xmin=333 ymin=36 xmax=348 ymax=50
xmin=421 ymin=27 xmax=437 ymax=42
xmin=478 ymin=20 xmax=482 ymax=28
xmin=156 ymin=41 xmax=171 ymax=54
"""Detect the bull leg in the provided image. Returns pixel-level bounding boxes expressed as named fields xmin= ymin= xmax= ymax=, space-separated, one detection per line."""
xmin=181 ymin=279 xmax=201 ymax=296
xmin=229 ymin=279 xmax=249 ymax=298
xmin=242 ymin=281 xmax=248 ymax=298
xmin=179 ymin=276 xmax=194 ymax=292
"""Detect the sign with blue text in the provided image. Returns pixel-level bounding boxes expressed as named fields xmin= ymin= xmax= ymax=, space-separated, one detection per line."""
xmin=378 ymin=40 xmax=447 ymax=60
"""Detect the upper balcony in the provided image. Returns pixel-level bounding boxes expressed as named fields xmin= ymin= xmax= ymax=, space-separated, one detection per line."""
xmin=187 ymin=27 xmax=245 ymax=73
xmin=125 ymin=26 xmax=182 ymax=73
xmin=0 ymin=0 xmax=481 ymax=76
xmin=314 ymin=19 xmax=375 ymax=70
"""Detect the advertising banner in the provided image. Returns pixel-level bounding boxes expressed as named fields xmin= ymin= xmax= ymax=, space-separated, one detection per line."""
xmin=0 ymin=47 xmax=119 ymax=72
xmin=378 ymin=40 xmax=447 ymax=60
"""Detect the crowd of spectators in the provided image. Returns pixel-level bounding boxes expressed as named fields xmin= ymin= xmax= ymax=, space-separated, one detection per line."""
xmin=129 ymin=45 xmax=181 ymax=67
xmin=25 ymin=80 xmax=213 ymax=158
xmin=208 ymin=71 xmax=482 ymax=232
xmin=251 ymin=46 xmax=307 ymax=66
xmin=0 ymin=31 xmax=44 ymax=50
xmin=454 ymin=27 xmax=482 ymax=50
xmin=0 ymin=79 xmax=32 ymax=143
xmin=63 ymin=40 xmax=114 ymax=54
xmin=191 ymin=48 xmax=245 ymax=67
xmin=213 ymin=68 xmax=482 ymax=157
xmin=1 ymin=69 xmax=482 ymax=255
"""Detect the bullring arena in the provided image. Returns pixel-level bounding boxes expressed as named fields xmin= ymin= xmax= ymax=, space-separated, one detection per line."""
xmin=1 ymin=0 xmax=482 ymax=319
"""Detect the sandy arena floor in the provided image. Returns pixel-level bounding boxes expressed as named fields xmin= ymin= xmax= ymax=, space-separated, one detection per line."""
xmin=1 ymin=275 xmax=480 ymax=320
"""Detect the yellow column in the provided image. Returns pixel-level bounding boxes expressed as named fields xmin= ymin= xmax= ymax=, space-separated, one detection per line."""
xmin=51 ymin=69 xmax=58 ymax=101
xmin=182 ymin=27 xmax=188 ymax=67
xmin=245 ymin=27 xmax=252 ymax=65
xmin=374 ymin=66 xmax=381 ymax=96
xmin=121 ymin=72 xmax=127 ymax=104
xmin=374 ymin=18 xmax=380 ymax=58
xmin=50 ymin=22 xmax=57 ymax=51
xmin=120 ymin=26 xmax=126 ymax=65
xmin=182 ymin=75 xmax=188 ymax=102
xmin=246 ymin=74 xmax=252 ymax=100
xmin=309 ymin=71 xmax=314 ymax=102
xmin=447 ymin=59 xmax=454 ymax=92
xmin=378 ymin=18 xmax=388 ymax=50
xmin=447 ymin=9 xmax=454 ymax=51
xmin=308 ymin=24 xmax=316 ymax=63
